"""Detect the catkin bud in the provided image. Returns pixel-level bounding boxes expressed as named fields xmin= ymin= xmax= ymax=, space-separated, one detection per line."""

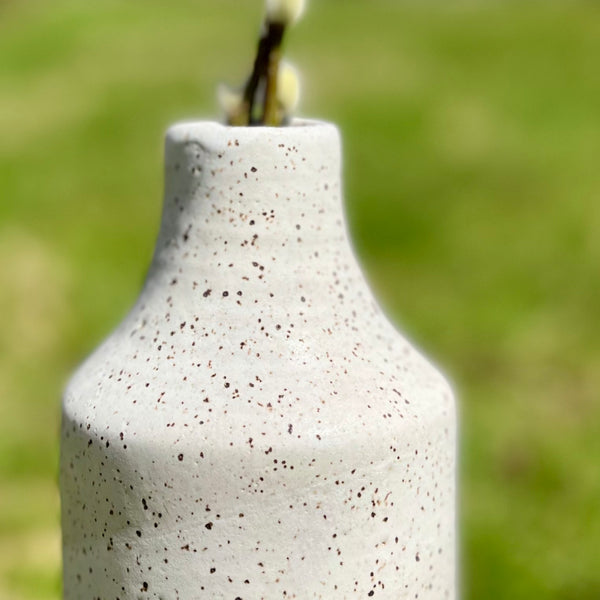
xmin=265 ymin=0 xmax=306 ymax=26
xmin=217 ymin=84 xmax=245 ymax=124
xmin=277 ymin=61 xmax=301 ymax=115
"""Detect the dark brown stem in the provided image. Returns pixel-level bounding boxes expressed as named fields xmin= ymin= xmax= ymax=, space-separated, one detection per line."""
xmin=243 ymin=21 xmax=285 ymax=125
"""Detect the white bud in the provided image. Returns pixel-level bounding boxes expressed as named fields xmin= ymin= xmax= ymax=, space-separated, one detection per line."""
xmin=277 ymin=61 xmax=301 ymax=115
xmin=217 ymin=83 xmax=243 ymax=119
xmin=265 ymin=0 xmax=306 ymax=25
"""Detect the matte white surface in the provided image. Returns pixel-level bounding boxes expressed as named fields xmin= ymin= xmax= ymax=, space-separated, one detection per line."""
xmin=61 ymin=120 xmax=456 ymax=599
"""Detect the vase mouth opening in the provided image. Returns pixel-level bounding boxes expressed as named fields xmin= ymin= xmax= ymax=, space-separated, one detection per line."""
xmin=165 ymin=118 xmax=339 ymax=149
xmin=173 ymin=117 xmax=331 ymax=130
xmin=218 ymin=118 xmax=327 ymax=129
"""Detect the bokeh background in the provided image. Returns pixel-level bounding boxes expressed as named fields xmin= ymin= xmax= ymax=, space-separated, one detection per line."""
xmin=1 ymin=0 xmax=599 ymax=598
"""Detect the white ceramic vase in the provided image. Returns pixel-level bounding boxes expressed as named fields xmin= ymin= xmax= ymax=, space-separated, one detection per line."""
xmin=60 ymin=120 xmax=456 ymax=599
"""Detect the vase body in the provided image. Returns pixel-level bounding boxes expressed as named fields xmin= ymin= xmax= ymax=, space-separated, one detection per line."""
xmin=60 ymin=120 xmax=456 ymax=599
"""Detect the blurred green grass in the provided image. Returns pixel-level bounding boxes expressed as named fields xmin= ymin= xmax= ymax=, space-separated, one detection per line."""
xmin=1 ymin=0 xmax=599 ymax=598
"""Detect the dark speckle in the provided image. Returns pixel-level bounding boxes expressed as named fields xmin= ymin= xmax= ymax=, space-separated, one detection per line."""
xmin=178 ymin=453 xmax=184 ymax=461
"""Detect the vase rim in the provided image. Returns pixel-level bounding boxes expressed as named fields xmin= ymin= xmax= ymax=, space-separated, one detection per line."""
xmin=165 ymin=118 xmax=339 ymax=145
xmin=170 ymin=117 xmax=333 ymax=130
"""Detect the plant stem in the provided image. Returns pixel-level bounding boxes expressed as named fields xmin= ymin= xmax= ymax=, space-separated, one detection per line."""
xmin=263 ymin=41 xmax=282 ymax=126
xmin=242 ymin=21 xmax=285 ymax=125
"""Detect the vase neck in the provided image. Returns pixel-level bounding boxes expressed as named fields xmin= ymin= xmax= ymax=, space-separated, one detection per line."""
xmin=146 ymin=121 xmax=362 ymax=300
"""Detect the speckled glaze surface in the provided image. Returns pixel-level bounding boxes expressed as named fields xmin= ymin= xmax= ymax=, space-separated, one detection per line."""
xmin=60 ymin=120 xmax=456 ymax=599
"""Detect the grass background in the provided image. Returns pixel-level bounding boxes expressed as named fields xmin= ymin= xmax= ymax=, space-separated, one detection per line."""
xmin=1 ymin=0 xmax=599 ymax=598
